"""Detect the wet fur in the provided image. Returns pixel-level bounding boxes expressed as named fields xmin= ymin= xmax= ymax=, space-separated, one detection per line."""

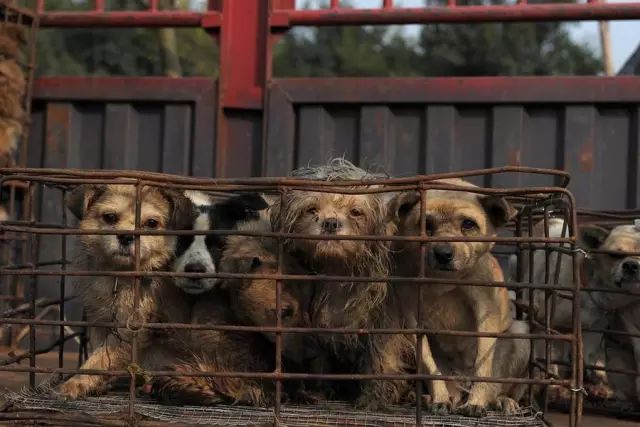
xmin=271 ymin=159 xmax=413 ymax=407
xmin=56 ymin=185 xmax=195 ymax=399
xmin=388 ymin=178 xmax=524 ymax=416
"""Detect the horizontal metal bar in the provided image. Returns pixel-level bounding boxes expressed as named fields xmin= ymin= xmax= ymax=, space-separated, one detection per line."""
xmin=0 ymin=165 xmax=571 ymax=187
xmin=275 ymin=4 xmax=640 ymax=25
xmin=0 ymin=270 xmax=579 ymax=292
xmin=273 ymin=77 xmax=640 ymax=104
xmin=0 ymin=224 xmax=576 ymax=244
xmin=38 ymin=11 xmax=220 ymax=28
xmin=0 ymin=317 xmax=573 ymax=340
xmin=0 ymin=365 xmax=570 ymax=385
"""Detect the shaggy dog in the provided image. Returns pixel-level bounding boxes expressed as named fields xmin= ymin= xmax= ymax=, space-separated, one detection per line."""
xmin=56 ymin=184 xmax=195 ymax=399
xmin=270 ymin=159 xmax=413 ymax=408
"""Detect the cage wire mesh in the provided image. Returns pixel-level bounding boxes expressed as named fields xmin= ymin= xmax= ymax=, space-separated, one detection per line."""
xmin=0 ymin=167 xmax=583 ymax=426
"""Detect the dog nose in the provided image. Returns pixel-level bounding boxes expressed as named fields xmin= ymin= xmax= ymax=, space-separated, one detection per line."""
xmin=433 ymin=244 xmax=454 ymax=265
xmin=184 ymin=263 xmax=206 ymax=274
xmin=622 ymin=259 xmax=640 ymax=277
xmin=117 ymin=235 xmax=135 ymax=246
xmin=321 ymin=218 xmax=341 ymax=234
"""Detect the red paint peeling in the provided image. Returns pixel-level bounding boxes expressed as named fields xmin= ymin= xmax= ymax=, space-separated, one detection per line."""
xmin=579 ymin=142 xmax=594 ymax=172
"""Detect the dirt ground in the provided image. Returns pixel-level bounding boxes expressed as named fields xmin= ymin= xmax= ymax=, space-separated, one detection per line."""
xmin=1 ymin=350 xmax=638 ymax=426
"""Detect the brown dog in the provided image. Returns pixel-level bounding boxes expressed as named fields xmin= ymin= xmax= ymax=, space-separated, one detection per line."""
xmin=388 ymin=178 xmax=525 ymax=416
xmin=152 ymin=218 xmax=309 ymax=406
xmin=270 ymin=159 xmax=414 ymax=408
xmin=56 ymin=184 xmax=195 ymax=399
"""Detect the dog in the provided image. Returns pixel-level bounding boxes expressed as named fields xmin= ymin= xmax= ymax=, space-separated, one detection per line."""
xmin=172 ymin=191 xmax=270 ymax=295
xmin=153 ymin=217 xmax=309 ymax=406
xmin=579 ymin=221 xmax=640 ymax=403
xmin=0 ymin=58 xmax=24 ymax=168
xmin=387 ymin=178 xmax=526 ymax=416
xmin=270 ymin=159 xmax=413 ymax=408
xmin=0 ymin=23 xmax=26 ymax=60
xmin=512 ymin=217 xmax=622 ymax=402
xmin=56 ymin=184 xmax=196 ymax=399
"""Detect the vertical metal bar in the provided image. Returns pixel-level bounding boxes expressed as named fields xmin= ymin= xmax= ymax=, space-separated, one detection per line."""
xmin=58 ymin=189 xmax=67 ymax=370
xmin=28 ymin=182 xmax=37 ymax=387
xmin=128 ymin=181 xmax=143 ymax=422
xmin=274 ymin=189 xmax=285 ymax=421
xmin=527 ymin=207 xmax=535 ymax=406
xmin=36 ymin=0 xmax=45 ymax=13
xmin=415 ymin=184 xmax=427 ymax=426
xmin=95 ymin=0 xmax=105 ymax=12
xmin=382 ymin=0 xmax=394 ymax=8
xmin=515 ymin=213 xmax=524 ymax=321
xmin=330 ymin=0 xmax=340 ymax=8
xmin=542 ymin=205 xmax=551 ymax=413
xmin=567 ymin=195 xmax=583 ymax=427
xmin=150 ymin=0 xmax=160 ymax=11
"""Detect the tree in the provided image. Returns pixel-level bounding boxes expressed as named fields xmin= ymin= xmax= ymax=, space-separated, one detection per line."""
xmin=273 ymin=0 xmax=602 ymax=77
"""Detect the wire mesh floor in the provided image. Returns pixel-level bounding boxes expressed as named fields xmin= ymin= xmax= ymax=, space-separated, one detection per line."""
xmin=2 ymin=389 xmax=545 ymax=426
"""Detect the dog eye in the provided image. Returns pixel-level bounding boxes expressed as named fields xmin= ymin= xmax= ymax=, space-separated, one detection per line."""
xmin=281 ymin=306 xmax=295 ymax=319
xmin=307 ymin=207 xmax=318 ymax=215
xmin=144 ymin=219 xmax=159 ymax=229
xmin=350 ymin=208 xmax=363 ymax=217
xmin=461 ymin=219 xmax=477 ymax=230
xmin=102 ymin=213 xmax=118 ymax=225
xmin=251 ymin=257 xmax=262 ymax=269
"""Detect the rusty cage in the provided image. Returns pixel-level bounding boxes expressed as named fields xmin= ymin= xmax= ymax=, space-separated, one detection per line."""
xmin=1 ymin=0 xmax=640 ymax=426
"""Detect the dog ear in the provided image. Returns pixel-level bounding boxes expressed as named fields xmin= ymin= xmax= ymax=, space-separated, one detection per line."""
xmin=479 ymin=195 xmax=517 ymax=228
xmin=387 ymin=191 xmax=420 ymax=223
xmin=159 ymin=189 xmax=197 ymax=230
xmin=65 ymin=185 xmax=107 ymax=220
xmin=579 ymin=225 xmax=609 ymax=250
xmin=212 ymin=193 xmax=269 ymax=230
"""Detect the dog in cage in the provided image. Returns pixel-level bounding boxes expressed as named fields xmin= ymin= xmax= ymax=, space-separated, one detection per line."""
xmin=171 ymin=190 xmax=269 ymax=295
xmin=0 ymin=22 xmax=27 ymax=60
xmin=269 ymin=159 xmax=415 ymax=409
xmin=56 ymin=184 xmax=196 ymax=399
xmin=512 ymin=217 xmax=617 ymax=402
xmin=578 ymin=221 xmax=640 ymax=403
xmin=386 ymin=178 xmax=530 ymax=417
xmin=153 ymin=211 xmax=312 ymax=405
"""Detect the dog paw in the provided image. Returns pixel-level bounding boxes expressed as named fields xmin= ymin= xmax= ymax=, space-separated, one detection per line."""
xmin=56 ymin=377 xmax=98 ymax=400
xmin=491 ymin=396 xmax=520 ymax=415
xmin=586 ymin=383 xmax=614 ymax=401
xmin=456 ymin=403 xmax=488 ymax=418
xmin=428 ymin=401 xmax=452 ymax=416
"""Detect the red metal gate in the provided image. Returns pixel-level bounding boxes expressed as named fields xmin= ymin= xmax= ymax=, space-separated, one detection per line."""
xmin=28 ymin=0 xmax=640 ymax=210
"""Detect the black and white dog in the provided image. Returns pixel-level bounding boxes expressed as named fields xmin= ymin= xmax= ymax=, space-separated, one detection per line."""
xmin=172 ymin=191 xmax=269 ymax=294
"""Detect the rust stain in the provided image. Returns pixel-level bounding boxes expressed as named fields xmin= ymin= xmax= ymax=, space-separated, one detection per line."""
xmin=508 ymin=149 xmax=521 ymax=166
xmin=579 ymin=141 xmax=594 ymax=172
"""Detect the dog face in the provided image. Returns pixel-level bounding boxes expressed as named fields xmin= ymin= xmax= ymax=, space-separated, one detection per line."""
xmin=66 ymin=184 xmax=195 ymax=271
xmin=581 ymin=223 xmax=640 ymax=298
xmin=389 ymin=178 xmax=515 ymax=276
xmin=172 ymin=193 xmax=270 ymax=295
xmin=221 ymin=229 xmax=311 ymax=364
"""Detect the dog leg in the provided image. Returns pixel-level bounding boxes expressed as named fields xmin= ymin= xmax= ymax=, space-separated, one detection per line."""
xmin=419 ymin=336 xmax=452 ymax=415
xmin=583 ymin=330 xmax=614 ymax=400
xmin=621 ymin=315 xmax=640 ymax=401
xmin=57 ymin=343 xmax=129 ymax=399
xmin=458 ymin=305 xmax=501 ymax=417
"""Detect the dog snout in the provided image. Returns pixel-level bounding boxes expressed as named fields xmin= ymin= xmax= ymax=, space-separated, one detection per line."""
xmin=321 ymin=218 xmax=341 ymax=234
xmin=622 ymin=259 xmax=640 ymax=278
xmin=117 ymin=234 xmax=135 ymax=246
xmin=433 ymin=244 xmax=454 ymax=265
xmin=184 ymin=262 xmax=207 ymax=274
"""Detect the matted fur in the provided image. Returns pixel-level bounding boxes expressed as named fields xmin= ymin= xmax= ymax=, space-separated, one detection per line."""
xmin=0 ymin=59 xmax=25 ymax=120
xmin=56 ymin=185 xmax=195 ymax=399
xmin=0 ymin=116 xmax=21 ymax=168
xmin=269 ymin=159 xmax=413 ymax=407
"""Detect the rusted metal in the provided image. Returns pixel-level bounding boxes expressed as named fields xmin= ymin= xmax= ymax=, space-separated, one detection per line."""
xmin=272 ymin=3 xmax=640 ymax=25
xmin=0 ymin=167 xmax=582 ymax=425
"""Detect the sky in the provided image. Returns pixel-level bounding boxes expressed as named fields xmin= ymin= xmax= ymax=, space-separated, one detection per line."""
xmin=293 ymin=0 xmax=640 ymax=73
